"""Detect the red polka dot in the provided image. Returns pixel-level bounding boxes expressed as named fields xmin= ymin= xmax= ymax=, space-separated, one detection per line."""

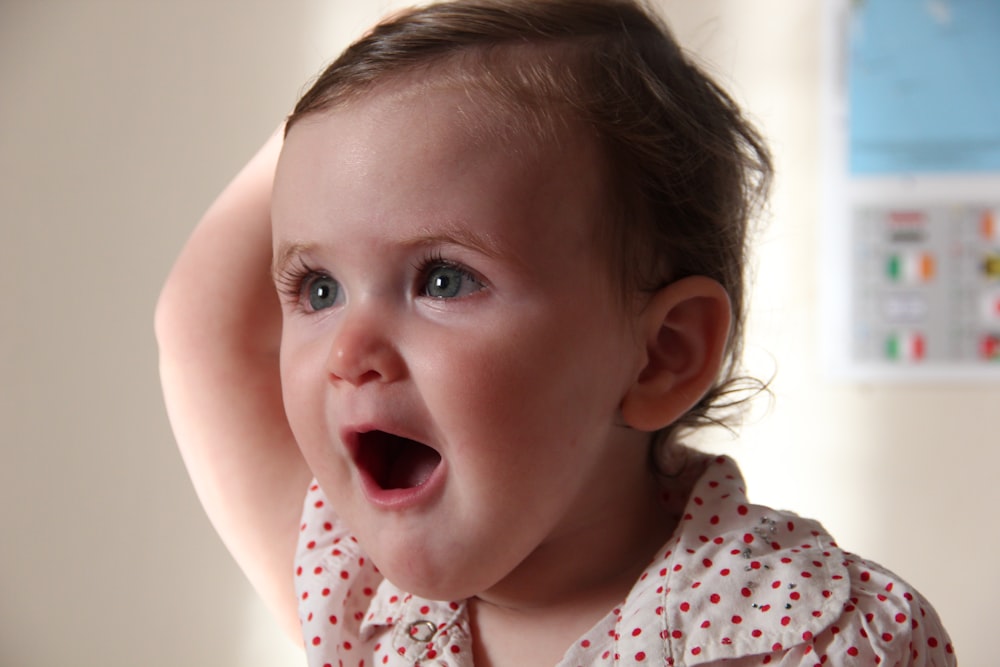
xmin=847 ymin=647 xmax=859 ymax=656
xmin=632 ymin=628 xmax=642 ymax=637
xmin=731 ymin=615 xmax=742 ymax=624
xmin=710 ymin=593 xmax=721 ymax=604
xmin=311 ymin=637 xmax=321 ymax=646
xmin=635 ymin=651 xmax=646 ymax=661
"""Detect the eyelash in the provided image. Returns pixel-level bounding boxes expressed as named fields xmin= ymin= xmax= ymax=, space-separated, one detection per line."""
xmin=412 ymin=252 xmax=481 ymax=294
xmin=274 ymin=253 xmax=483 ymax=311
xmin=274 ymin=258 xmax=326 ymax=307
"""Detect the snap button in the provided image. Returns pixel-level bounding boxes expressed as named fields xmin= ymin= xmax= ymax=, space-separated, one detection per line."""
xmin=407 ymin=619 xmax=437 ymax=642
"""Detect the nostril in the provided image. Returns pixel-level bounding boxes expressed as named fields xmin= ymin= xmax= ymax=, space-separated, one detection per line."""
xmin=325 ymin=320 xmax=405 ymax=385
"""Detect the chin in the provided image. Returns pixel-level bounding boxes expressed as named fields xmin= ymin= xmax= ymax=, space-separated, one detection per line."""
xmin=374 ymin=548 xmax=503 ymax=603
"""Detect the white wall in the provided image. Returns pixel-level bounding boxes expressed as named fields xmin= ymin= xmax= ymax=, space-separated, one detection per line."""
xmin=1 ymin=1 xmax=983 ymax=665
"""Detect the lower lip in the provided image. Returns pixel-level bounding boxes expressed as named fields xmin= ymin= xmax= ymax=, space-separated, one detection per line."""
xmin=356 ymin=460 xmax=447 ymax=510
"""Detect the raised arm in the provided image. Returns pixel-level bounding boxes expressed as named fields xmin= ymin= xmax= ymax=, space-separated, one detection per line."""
xmin=155 ymin=128 xmax=311 ymax=643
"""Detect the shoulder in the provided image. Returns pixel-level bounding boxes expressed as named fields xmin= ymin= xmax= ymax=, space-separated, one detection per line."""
xmin=614 ymin=455 xmax=956 ymax=666
xmin=812 ymin=552 xmax=956 ymax=665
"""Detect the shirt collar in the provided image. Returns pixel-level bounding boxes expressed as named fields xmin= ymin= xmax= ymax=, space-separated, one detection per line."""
xmin=616 ymin=455 xmax=851 ymax=665
xmin=354 ymin=455 xmax=851 ymax=666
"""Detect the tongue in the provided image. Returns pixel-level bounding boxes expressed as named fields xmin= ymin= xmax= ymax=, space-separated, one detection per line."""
xmin=382 ymin=439 xmax=441 ymax=489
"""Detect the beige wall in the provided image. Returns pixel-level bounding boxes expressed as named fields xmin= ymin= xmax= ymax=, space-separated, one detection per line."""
xmin=1 ymin=1 xmax=983 ymax=665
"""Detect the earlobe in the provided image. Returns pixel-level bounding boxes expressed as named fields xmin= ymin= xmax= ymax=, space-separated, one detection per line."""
xmin=621 ymin=276 xmax=732 ymax=432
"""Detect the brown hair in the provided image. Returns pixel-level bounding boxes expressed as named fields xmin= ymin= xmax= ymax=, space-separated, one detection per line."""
xmin=286 ymin=0 xmax=772 ymax=445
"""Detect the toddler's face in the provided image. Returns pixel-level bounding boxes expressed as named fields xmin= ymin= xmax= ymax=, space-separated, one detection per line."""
xmin=271 ymin=80 xmax=652 ymax=601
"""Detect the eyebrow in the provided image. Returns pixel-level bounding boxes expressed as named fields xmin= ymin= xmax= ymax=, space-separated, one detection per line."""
xmin=399 ymin=224 xmax=509 ymax=261
xmin=272 ymin=224 xmax=515 ymax=279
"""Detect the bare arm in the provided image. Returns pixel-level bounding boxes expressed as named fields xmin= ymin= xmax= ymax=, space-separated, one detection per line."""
xmin=155 ymin=128 xmax=311 ymax=644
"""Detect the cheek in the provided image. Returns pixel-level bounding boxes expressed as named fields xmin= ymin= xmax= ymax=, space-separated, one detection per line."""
xmin=279 ymin=337 xmax=332 ymax=451
xmin=417 ymin=314 xmax=626 ymax=444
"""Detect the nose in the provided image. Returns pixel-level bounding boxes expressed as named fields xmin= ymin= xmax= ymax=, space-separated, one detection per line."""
xmin=325 ymin=305 xmax=405 ymax=386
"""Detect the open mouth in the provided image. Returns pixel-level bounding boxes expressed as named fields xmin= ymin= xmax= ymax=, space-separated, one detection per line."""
xmin=354 ymin=431 xmax=442 ymax=490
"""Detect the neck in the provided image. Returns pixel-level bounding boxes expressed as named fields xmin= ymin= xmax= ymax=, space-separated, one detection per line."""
xmin=470 ymin=461 xmax=677 ymax=667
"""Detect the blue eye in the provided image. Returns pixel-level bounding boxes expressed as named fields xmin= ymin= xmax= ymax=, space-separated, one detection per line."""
xmin=423 ymin=263 xmax=482 ymax=299
xmin=307 ymin=275 xmax=340 ymax=311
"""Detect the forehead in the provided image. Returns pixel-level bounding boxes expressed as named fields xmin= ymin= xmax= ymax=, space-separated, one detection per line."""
xmin=273 ymin=77 xmax=609 ymax=259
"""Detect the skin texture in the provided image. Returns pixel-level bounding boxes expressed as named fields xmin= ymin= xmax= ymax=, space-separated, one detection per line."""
xmin=273 ymin=80 xmax=661 ymax=605
xmin=272 ymin=79 xmax=734 ymax=666
xmin=160 ymin=71 xmax=732 ymax=666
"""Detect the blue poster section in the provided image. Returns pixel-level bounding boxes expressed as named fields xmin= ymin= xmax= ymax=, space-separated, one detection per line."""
xmin=849 ymin=0 xmax=1000 ymax=174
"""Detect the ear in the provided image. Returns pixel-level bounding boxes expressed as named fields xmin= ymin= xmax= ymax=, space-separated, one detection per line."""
xmin=621 ymin=276 xmax=732 ymax=432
